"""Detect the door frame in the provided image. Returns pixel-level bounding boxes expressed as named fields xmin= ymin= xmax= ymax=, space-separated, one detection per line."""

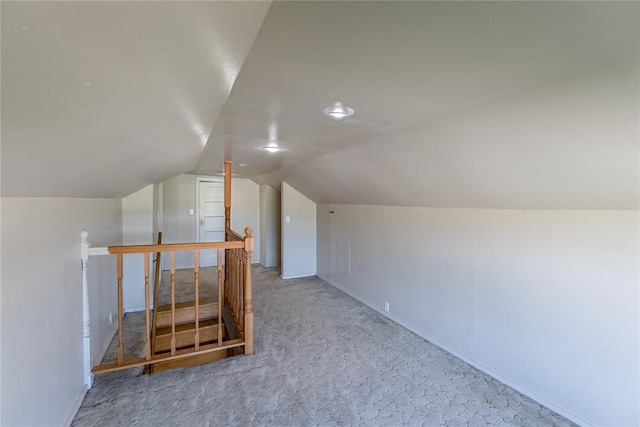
xmin=195 ymin=176 xmax=225 ymax=243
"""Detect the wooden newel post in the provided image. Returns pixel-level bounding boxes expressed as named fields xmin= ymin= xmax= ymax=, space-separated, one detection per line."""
xmin=243 ymin=227 xmax=254 ymax=355
xmin=224 ymin=161 xmax=232 ymax=306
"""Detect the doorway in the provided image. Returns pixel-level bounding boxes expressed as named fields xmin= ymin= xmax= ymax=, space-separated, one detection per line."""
xmin=196 ymin=177 xmax=225 ymax=267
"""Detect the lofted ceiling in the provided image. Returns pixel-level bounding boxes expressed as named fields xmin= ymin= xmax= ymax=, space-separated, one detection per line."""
xmin=197 ymin=1 xmax=639 ymax=210
xmin=1 ymin=1 xmax=271 ymax=197
xmin=2 ymin=1 xmax=638 ymax=209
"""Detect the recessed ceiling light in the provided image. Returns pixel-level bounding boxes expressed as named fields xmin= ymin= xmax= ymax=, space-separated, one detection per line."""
xmin=323 ymin=101 xmax=354 ymax=121
xmin=238 ymin=163 xmax=249 ymax=167
xmin=262 ymin=146 xmax=282 ymax=153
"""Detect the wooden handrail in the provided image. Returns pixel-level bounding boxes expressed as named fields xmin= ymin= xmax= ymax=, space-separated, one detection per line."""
xmin=226 ymin=228 xmax=244 ymax=241
xmin=108 ymin=240 xmax=244 ymax=254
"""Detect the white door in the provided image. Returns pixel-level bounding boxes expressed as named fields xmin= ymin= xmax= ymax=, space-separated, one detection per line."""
xmin=197 ymin=179 xmax=225 ymax=267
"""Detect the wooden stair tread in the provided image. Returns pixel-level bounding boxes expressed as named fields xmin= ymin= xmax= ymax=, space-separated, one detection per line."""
xmin=155 ymin=299 xmax=219 ymax=328
xmin=156 ymin=298 xmax=216 ymax=312
xmin=154 ymin=321 xmax=224 ymax=353
xmin=151 ymin=350 xmax=228 ymax=373
xmin=156 ymin=319 xmax=218 ymax=336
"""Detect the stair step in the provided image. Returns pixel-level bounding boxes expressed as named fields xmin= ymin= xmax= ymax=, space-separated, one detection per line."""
xmin=150 ymin=349 xmax=228 ymax=374
xmin=154 ymin=320 xmax=222 ymax=353
xmin=155 ymin=298 xmax=218 ymax=328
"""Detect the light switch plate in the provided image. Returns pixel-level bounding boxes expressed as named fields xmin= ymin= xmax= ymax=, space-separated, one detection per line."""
xmin=285 ymin=215 xmax=291 ymax=223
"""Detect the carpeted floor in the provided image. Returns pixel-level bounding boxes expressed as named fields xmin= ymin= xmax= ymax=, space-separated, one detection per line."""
xmin=73 ymin=266 xmax=574 ymax=426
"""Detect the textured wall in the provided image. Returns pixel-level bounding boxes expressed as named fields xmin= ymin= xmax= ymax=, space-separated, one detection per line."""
xmin=282 ymin=182 xmax=316 ymax=279
xmin=260 ymin=184 xmax=281 ymax=268
xmin=317 ymin=204 xmax=639 ymax=426
xmin=1 ymin=197 xmax=122 ymax=426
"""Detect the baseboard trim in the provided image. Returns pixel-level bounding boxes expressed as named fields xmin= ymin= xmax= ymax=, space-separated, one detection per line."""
xmin=281 ymin=273 xmax=316 ymax=280
xmin=63 ymin=384 xmax=88 ymax=427
xmin=124 ymin=304 xmax=155 ymax=313
xmin=318 ymin=274 xmax=589 ymax=427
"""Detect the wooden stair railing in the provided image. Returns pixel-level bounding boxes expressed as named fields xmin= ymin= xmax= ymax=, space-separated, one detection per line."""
xmin=226 ymin=227 xmax=254 ymax=354
xmin=92 ymin=228 xmax=254 ymax=375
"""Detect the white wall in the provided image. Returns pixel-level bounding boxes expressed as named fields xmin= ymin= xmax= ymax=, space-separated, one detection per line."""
xmin=163 ymin=174 xmax=260 ymax=268
xmin=317 ymin=204 xmax=639 ymax=426
xmin=122 ymin=185 xmax=154 ymax=311
xmin=231 ymin=178 xmax=260 ymax=264
xmin=260 ymin=184 xmax=281 ymax=268
xmin=281 ymin=182 xmax=316 ymax=279
xmin=1 ymin=197 xmax=122 ymax=426
xmin=153 ymin=182 xmax=163 ymax=236
xmin=162 ymin=174 xmax=197 ymax=269
xmin=0 ymin=196 xmax=3 ymax=421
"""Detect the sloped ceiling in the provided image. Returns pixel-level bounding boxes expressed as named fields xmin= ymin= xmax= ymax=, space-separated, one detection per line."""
xmin=1 ymin=1 xmax=271 ymax=197
xmin=3 ymin=1 xmax=638 ymax=209
xmin=196 ymin=1 xmax=639 ymax=210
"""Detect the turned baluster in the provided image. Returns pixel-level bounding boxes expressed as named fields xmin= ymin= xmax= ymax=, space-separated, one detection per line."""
xmin=194 ymin=251 xmax=200 ymax=351
xmin=244 ymin=227 xmax=254 ymax=355
xmin=217 ymin=250 xmax=223 ymax=345
xmin=116 ymin=254 xmax=124 ymax=365
xmin=170 ymin=252 xmax=176 ymax=355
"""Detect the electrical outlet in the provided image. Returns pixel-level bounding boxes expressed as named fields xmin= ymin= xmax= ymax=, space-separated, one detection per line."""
xmin=108 ymin=312 xmax=113 ymax=326
xmin=384 ymin=301 xmax=390 ymax=313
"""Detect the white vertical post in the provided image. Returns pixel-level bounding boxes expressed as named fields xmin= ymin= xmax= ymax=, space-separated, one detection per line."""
xmin=80 ymin=230 xmax=93 ymax=388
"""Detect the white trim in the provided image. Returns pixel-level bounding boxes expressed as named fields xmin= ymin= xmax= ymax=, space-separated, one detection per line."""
xmin=281 ymin=273 xmax=316 ymax=280
xmin=124 ymin=304 xmax=155 ymax=314
xmin=63 ymin=385 xmax=88 ymax=427
xmin=318 ymin=273 xmax=589 ymax=427
xmin=80 ymin=232 xmax=93 ymax=389
xmin=195 ymin=175 xmax=225 ymax=243
xmin=88 ymin=246 xmax=109 ymax=256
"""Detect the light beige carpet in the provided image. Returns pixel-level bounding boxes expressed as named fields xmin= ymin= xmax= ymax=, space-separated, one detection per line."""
xmin=73 ymin=266 xmax=574 ymax=426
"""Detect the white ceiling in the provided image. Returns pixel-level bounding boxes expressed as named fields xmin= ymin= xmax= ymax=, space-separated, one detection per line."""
xmin=199 ymin=1 xmax=639 ymax=209
xmin=2 ymin=1 xmax=638 ymax=209
xmin=1 ymin=1 xmax=270 ymax=197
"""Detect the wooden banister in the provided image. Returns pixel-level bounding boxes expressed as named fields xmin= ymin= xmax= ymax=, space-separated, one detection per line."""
xmin=91 ymin=163 xmax=255 ymax=375
xmin=93 ymin=228 xmax=255 ymax=374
